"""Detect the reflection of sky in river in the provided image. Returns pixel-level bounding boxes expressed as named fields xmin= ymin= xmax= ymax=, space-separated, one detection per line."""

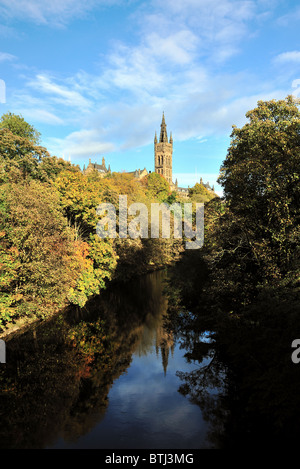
xmin=53 ymin=334 xmax=212 ymax=449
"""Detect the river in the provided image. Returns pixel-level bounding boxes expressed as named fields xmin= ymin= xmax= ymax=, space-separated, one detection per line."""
xmin=0 ymin=269 xmax=221 ymax=449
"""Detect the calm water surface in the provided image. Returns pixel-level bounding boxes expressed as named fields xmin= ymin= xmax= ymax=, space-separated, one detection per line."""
xmin=0 ymin=270 xmax=219 ymax=449
xmin=51 ymin=330 xmax=210 ymax=449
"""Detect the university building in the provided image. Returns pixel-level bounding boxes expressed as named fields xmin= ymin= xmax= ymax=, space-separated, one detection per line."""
xmin=83 ymin=113 xmax=214 ymax=195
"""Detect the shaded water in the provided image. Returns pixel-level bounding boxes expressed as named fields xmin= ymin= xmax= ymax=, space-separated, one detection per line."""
xmin=0 ymin=270 xmax=220 ymax=449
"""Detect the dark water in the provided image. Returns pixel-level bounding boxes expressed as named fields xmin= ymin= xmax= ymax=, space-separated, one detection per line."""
xmin=0 ymin=270 xmax=220 ymax=449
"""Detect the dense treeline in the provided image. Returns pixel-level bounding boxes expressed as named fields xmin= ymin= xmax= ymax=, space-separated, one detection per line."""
xmin=203 ymin=95 xmax=299 ymax=314
xmin=165 ymin=96 xmax=300 ymax=447
xmin=171 ymin=96 xmax=300 ymax=336
xmin=0 ymin=112 xmax=215 ymax=334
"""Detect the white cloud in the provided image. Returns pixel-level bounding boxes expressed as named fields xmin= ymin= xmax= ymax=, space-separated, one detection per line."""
xmin=47 ymin=128 xmax=115 ymax=160
xmin=145 ymin=30 xmax=199 ymax=65
xmin=275 ymin=51 xmax=300 ymax=63
xmin=100 ymin=42 xmax=167 ymax=98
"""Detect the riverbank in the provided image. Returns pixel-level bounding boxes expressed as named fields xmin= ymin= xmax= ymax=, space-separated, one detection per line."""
xmin=0 ymin=262 xmax=172 ymax=341
xmin=0 ymin=302 xmax=70 ymax=341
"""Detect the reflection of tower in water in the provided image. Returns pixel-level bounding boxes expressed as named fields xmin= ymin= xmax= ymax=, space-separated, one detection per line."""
xmin=155 ymin=326 xmax=175 ymax=376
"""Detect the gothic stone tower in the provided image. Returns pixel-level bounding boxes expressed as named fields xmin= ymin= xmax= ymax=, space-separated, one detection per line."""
xmin=154 ymin=113 xmax=173 ymax=185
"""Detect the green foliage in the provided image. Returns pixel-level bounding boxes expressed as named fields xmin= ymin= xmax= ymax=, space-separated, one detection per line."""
xmin=201 ymin=96 xmax=300 ymax=314
xmin=218 ymin=95 xmax=300 ymax=281
xmin=142 ymin=172 xmax=171 ymax=201
xmin=0 ymin=112 xmax=186 ymax=333
xmin=0 ymin=128 xmax=50 ymax=181
xmin=188 ymin=182 xmax=216 ymax=203
xmin=39 ymin=155 xmax=81 ymax=181
xmin=0 ymin=111 xmax=41 ymax=144
xmin=0 ymin=180 xmax=84 ymax=325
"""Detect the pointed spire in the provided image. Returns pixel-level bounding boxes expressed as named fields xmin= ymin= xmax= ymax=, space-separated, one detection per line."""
xmin=154 ymin=131 xmax=157 ymax=144
xmin=159 ymin=112 xmax=168 ymax=143
xmin=169 ymin=131 xmax=173 ymax=144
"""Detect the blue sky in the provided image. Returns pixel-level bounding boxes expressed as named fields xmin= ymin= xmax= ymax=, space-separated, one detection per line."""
xmin=0 ymin=0 xmax=300 ymax=195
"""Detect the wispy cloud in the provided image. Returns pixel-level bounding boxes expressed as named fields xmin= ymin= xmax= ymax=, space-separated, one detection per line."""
xmin=0 ymin=51 xmax=17 ymax=62
xmin=0 ymin=0 xmax=115 ymax=27
xmin=27 ymin=74 xmax=93 ymax=110
xmin=21 ymin=108 xmax=64 ymax=125
xmin=277 ymin=5 xmax=300 ymax=27
xmin=141 ymin=0 xmax=257 ymax=63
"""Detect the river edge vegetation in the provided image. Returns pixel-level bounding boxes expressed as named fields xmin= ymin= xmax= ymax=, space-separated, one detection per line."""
xmin=0 ymin=95 xmax=299 ymax=347
xmin=0 ymin=110 xmax=215 ymax=337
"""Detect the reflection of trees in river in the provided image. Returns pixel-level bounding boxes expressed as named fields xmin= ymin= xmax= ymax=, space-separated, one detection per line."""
xmin=2 ymin=257 xmax=300 ymax=450
xmin=0 ymin=271 xmax=174 ymax=449
xmin=166 ymin=255 xmax=300 ymax=449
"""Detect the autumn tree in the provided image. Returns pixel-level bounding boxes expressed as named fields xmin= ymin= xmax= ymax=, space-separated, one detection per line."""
xmin=0 ymin=180 xmax=91 ymax=326
xmin=0 ymin=128 xmax=50 ymax=181
xmin=39 ymin=155 xmax=81 ymax=181
xmin=0 ymin=111 xmax=41 ymax=144
xmin=218 ymin=95 xmax=300 ymax=280
xmin=141 ymin=172 xmax=171 ymax=202
xmin=188 ymin=182 xmax=216 ymax=203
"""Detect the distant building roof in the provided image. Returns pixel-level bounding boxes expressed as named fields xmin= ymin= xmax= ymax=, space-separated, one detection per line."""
xmin=84 ymin=157 xmax=110 ymax=174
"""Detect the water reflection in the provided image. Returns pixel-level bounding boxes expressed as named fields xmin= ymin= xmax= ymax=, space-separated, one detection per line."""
xmin=0 ymin=270 xmax=216 ymax=449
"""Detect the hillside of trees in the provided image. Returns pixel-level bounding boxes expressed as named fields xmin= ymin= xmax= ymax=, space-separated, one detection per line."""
xmin=0 ymin=112 xmax=212 ymax=335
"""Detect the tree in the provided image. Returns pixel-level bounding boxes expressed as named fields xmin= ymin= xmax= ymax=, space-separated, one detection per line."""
xmin=218 ymin=95 xmax=300 ymax=280
xmin=0 ymin=112 xmax=41 ymax=144
xmin=0 ymin=128 xmax=50 ymax=181
xmin=188 ymin=182 xmax=216 ymax=203
xmin=39 ymin=155 xmax=81 ymax=181
xmin=0 ymin=180 xmax=90 ymax=326
xmin=141 ymin=172 xmax=170 ymax=202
